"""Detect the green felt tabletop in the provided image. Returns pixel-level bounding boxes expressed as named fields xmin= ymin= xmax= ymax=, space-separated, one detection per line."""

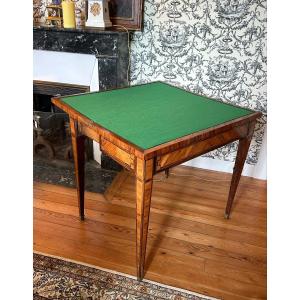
xmin=61 ymin=82 xmax=253 ymax=150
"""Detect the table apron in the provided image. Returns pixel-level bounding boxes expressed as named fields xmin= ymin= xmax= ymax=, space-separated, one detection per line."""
xmin=155 ymin=123 xmax=249 ymax=172
xmin=79 ymin=123 xmax=100 ymax=143
xmin=100 ymin=137 xmax=136 ymax=171
xmin=77 ymin=120 xmax=251 ymax=176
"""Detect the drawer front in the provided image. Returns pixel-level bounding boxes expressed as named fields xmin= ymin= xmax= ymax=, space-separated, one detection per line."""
xmin=79 ymin=123 xmax=100 ymax=143
xmin=101 ymin=138 xmax=135 ymax=171
xmin=156 ymin=125 xmax=248 ymax=171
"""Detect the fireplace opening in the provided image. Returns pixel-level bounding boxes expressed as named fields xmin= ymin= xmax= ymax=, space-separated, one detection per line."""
xmin=33 ymin=81 xmax=93 ymax=161
xmin=33 ymin=80 xmax=117 ymax=193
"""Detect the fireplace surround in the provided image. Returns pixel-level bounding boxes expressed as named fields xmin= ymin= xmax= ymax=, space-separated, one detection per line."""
xmin=33 ymin=26 xmax=130 ymax=169
xmin=33 ymin=26 xmax=130 ymax=90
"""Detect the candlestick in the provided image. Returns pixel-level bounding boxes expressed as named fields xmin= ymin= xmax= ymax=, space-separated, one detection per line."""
xmin=62 ymin=0 xmax=76 ymax=28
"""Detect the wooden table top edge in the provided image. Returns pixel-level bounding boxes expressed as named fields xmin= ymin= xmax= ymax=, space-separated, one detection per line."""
xmin=51 ymin=96 xmax=262 ymax=161
xmin=143 ymin=111 xmax=261 ymax=157
xmin=54 ymin=80 xmax=261 ymax=115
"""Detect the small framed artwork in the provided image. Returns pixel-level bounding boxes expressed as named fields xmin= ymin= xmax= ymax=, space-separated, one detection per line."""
xmin=109 ymin=0 xmax=144 ymax=30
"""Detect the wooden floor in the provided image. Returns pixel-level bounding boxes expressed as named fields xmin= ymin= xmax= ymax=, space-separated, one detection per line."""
xmin=33 ymin=165 xmax=267 ymax=300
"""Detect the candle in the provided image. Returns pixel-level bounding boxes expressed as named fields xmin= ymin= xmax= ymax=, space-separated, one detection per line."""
xmin=62 ymin=0 xmax=76 ymax=28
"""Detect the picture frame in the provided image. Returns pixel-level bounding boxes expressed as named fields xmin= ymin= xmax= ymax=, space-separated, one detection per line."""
xmin=85 ymin=0 xmax=143 ymax=30
xmin=85 ymin=0 xmax=144 ymax=31
xmin=109 ymin=0 xmax=143 ymax=30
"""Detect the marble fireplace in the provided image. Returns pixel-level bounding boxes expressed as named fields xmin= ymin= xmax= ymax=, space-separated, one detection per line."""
xmin=33 ymin=26 xmax=130 ymax=169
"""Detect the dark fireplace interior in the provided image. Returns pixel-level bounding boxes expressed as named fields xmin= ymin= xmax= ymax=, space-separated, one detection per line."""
xmin=34 ymin=93 xmax=76 ymax=161
xmin=33 ymin=82 xmax=94 ymax=162
xmin=33 ymin=81 xmax=118 ymax=193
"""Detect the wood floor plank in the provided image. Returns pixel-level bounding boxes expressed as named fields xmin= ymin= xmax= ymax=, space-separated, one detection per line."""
xmin=34 ymin=187 xmax=267 ymax=236
xmin=34 ymin=207 xmax=266 ymax=274
xmin=33 ymin=198 xmax=266 ymax=259
xmin=34 ymin=220 xmax=265 ymax=300
xmin=104 ymin=169 xmax=129 ymax=201
xmin=118 ymin=187 xmax=267 ymax=224
xmin=34 ymin=192 xmax=266 ymax=247
xmin=33 ymin=165 xmax=267 ymax=300
xmin=111 ymin=194 xmax=267 ymax=234
xmin=204 ymin=259 xmax=266 ymax=287
xmin=34 ymin=215 xmax=207 ymax=271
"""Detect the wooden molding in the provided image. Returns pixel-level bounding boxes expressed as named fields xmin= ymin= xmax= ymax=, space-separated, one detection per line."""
xmin=33 ymin=80 xmax=90 ymax=96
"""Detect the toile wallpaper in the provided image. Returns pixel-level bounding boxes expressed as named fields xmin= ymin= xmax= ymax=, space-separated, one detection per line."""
xmin=131 ymin=0 xmax=267 ymax=165
xmin=33 ymin=0 xmax=267 ymax=165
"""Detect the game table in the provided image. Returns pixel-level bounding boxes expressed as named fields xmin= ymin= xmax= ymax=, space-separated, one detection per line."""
xmin=52 ymin=82 xmax=261 ymax=280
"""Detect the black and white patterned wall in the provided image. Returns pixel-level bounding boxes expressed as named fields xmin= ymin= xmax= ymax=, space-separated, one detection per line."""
xmin=130 ymin=0 xmax=267 ymax=165
xmin=33 ymin=0 xmax=267 ymax=165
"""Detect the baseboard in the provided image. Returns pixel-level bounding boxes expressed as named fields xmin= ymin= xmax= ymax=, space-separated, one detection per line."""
xmin=183 ymin=156 xmax=266 ymax=180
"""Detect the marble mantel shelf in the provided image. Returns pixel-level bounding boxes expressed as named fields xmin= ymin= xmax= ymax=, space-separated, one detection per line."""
xmin=33 ymin=26 xmax=129 ymax=90
xmin=34 ymin=25 xmax=128 ymax=34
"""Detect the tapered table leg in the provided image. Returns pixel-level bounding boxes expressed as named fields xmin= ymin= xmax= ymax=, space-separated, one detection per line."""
xmin=225 ymin=123 xmax=255 ymax=219
xmin=165 ymin=168 xmax=170 ymax=178
xmin=70 ymin=118 xmax=86 ymax=221
xmin=136 ymin=158 xmax=154 ymax=280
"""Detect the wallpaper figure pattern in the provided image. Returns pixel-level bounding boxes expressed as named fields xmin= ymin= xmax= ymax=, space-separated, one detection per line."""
xmin=33 ymin=0 xmax=267 ymax=165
